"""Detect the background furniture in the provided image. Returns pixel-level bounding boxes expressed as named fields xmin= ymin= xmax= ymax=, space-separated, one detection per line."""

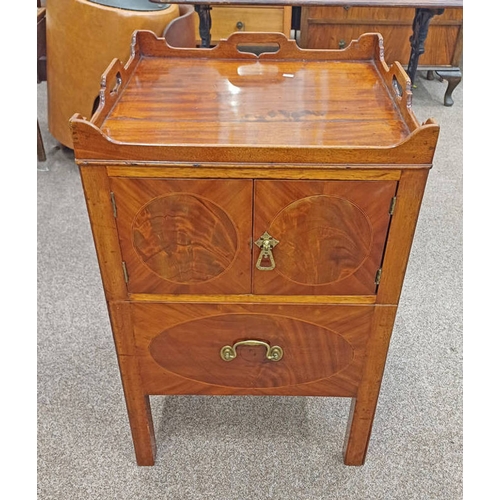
xmin=45 ymin=0 xmax=181 ymax=149
xmin=164 ymin=4 xmax=197 ymax=47
xmin=37 ymin=28 xmax=463 ymax=498
xmin=194 ymin=5 xmax=292 ymax=45
xmin=299 ymin=5 xmax=463 ymax=106
xmin=70 ymin=31 xmax=439 ymax=466
xmin=160 ymin=0 xmax=462 ymax=106
xmin=37 ymin=2 xmax=47 ymax=161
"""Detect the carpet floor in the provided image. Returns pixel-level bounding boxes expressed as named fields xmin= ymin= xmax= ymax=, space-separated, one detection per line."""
xmin=37 ymin=66 xmax=462 ymax=500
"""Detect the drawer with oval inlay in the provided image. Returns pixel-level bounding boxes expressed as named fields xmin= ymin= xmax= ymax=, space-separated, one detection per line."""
xmin=131 ymin=302 xmax=374 ymax=396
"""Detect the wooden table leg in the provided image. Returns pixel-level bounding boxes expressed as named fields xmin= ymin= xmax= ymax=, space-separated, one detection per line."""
xmin=108 ymin=302 xmax=157 ymax=466
xmin=118 ymin=356 xmax=157 ymax=466
xmin=343 ymin=306 xmax=397 ymax=465
xmin=37 ymin=120 xmax=46 ymax=162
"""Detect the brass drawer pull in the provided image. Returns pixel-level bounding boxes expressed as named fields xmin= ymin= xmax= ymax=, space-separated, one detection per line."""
xmin=254 ymin=231 xmax=279 ymax=271
xmin=220 ymin=340 xmax=284 ymax=362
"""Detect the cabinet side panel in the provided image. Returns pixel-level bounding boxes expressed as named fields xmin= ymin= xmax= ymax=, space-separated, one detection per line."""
xmin=79 ymin=165 xmax=127 ymax=300
xmin=376 ymin=169 xmax=429 ymax=304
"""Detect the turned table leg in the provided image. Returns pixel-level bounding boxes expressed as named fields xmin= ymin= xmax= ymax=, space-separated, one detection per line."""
xmin=195 ymin=5 xmax=212 ymax=47
xmin=407 ymin=8 xmax=462 ymax=107
xmin=407 ymin=8 xmax=444 ymax=87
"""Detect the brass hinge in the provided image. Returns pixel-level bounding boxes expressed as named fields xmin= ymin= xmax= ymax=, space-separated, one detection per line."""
xmin=389 ymin=196 xmax=397 ymax=215
xmin=122 ymin=261 xmax=129 ymax=283
xmin=110 ymin=192 xmax=117 ymax=218
xmin=375 ymin=268 xmax=382 ymax=285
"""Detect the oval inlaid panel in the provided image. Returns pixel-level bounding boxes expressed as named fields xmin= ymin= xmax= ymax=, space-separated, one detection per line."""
xmin=132 ymin=194 xmax=238 ymax=284
xmin=269 ymin=195 xmax=372 ymax=285
xmin=149 ymin=314 xmax=354 ymax=388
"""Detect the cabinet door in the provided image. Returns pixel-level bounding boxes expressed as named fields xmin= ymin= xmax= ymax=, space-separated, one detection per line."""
xmin=253 ymin=180 xmax=397 ymax=295
xmin=110 ymin=178 xmax=253 ymax=294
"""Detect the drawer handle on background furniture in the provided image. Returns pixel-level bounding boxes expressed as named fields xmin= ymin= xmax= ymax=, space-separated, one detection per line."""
xmin=220 ymin=340 xmax=284 ymax=362
xmin=255 ymin=231 xmax=279 ymax=271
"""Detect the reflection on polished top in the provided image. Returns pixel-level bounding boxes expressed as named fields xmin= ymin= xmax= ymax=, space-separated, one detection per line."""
xmin=71 ymin=31 xmax=439 ymax=164
xmin=102 ymin=58 xmax=409 ymax=147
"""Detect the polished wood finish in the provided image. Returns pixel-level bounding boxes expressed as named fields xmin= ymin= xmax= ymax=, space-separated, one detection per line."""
xmin=71 ymin=31 xmax=438 ymax=164
xmin=110 ymin=177 xmax=253 ymax=294
xmin=70 ymin=32 xmax=439 ymax=466
xmin=253 ymin=180 xmax=397 ymax=295
xmin=299 ymin=5 xmax=463 ymax=106
xmin=343 ymin=304 xmax=397 ymax=464
xmin=108 ymin=302 xmax=156 ymax=464
xmin=79 ymin=166 xmax=128 ymax=301
xmin=135 ymin=302 xmax=372 ymax=395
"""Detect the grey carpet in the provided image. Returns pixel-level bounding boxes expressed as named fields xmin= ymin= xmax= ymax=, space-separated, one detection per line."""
xmin=37 ymin=70 xmax=462 ymax=499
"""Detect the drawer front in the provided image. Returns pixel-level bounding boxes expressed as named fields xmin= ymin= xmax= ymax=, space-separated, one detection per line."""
xmin=132 ymin=302 xmax=373 ymax=396
xmin=253 ymin=180 xmax=397 ymax=295
xmin=197 ymin=7 xmax=290 ymax=42
xmin=110 ymin=178 xmax=253 ymax=294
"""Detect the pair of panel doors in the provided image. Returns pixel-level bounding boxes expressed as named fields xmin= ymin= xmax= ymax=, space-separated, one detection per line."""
xmin=110 ymin=177 xmax=397 ymax=296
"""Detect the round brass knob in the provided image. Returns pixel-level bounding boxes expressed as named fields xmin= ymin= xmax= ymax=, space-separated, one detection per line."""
xmin=236 ymin=21 xmax=244 ymax=31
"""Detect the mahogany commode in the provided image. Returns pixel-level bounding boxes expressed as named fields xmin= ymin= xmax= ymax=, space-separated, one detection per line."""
xmin=70 ymin=31 xmax=440 ymax=466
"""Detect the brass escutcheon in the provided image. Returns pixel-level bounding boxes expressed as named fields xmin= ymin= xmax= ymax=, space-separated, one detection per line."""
xmin=254 ymin=231 xmax=279 ymax=271
xmin=220 ymin=340 xmax=284 ymax=362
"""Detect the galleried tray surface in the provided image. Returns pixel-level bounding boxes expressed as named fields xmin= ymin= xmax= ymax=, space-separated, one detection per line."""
xmin=69 ymin=31 xmax=439 ymax=164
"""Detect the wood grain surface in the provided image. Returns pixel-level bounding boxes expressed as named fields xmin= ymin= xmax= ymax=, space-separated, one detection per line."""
xmin=300 ymin=6 xmax=462 ymax=66
xmin=253 ymin=180 xmax=397 ymax=295
xmin=132 ymin=302 xmax=374 ymax=396
xmin=71 ymin=29 xmax=438 ymax=466
xmin=70 ymin=32 xmax=439 ymax=165
xmin=101 ymin=57 xmax=409 ymax=147
xmin=110 ymin=177 xmax=253 ymax=294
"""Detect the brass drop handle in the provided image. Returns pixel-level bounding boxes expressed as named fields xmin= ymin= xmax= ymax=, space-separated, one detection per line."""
xmin=220 ymin=340 xmax=284 ymax=362
xmin=254 ymin=231 xmax=279 ymax=271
